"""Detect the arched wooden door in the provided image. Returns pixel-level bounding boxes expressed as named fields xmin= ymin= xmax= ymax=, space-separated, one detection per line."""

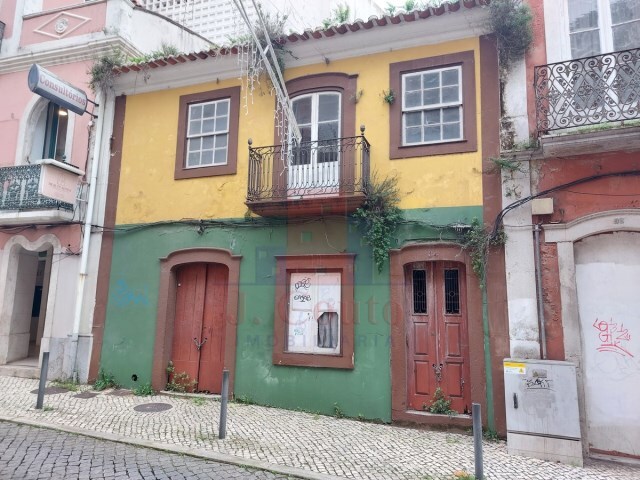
xmin=172 ymin=263 xmax=228 ymax=393
xmin=405 ymin=261 xmax=471 ymax=414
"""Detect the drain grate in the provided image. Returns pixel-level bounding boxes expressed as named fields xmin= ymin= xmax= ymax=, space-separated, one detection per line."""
xmin=73 ymin=392 xmax=98 ymax=399
xmin=133 ymin=403 xmax=173 ymax=413
xmin=29 ymin=387 xmax=70 ymax=395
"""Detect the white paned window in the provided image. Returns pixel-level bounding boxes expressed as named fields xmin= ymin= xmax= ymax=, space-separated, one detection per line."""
xmin=568 ymin=0 xmax=640 ymax=59
xmin=287 ymin=272 xmax=341 ymax=355
xmin=610 ymin=0 xmax=640 ymax=50
xmin=291 ymin=92 xmax=341 ymax=165
xmin=402 ymin=66 xmax=462 ymax=146
xmin=569 ymin=0 xmax=601 ymax=58
xmin=186 ymin=99 xmax=230 ymax=168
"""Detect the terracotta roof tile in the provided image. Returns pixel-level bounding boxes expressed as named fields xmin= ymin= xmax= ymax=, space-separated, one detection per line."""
xmin=114 ymin=0 xmax=487 ymax=74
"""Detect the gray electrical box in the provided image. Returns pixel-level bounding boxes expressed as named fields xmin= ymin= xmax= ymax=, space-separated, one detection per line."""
xmin=503 ymin=359 xmax=583 ymax=466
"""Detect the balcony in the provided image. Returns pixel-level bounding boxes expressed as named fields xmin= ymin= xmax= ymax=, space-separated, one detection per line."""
xmin=0 ymin=161 xmax=83 ymax=225
xmin=246 ymin=132 xmax=370 ymax=217
xmin=534 ymin=48 xmax=640 ymax=135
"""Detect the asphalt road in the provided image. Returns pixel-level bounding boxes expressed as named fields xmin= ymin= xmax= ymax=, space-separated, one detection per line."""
xmin=0 ymin=421 xmax=298 ymax=480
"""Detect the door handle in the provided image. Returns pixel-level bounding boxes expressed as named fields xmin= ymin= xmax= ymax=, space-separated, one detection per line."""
xmin=432 ymin=363 xmax=443 ymax=382
xmin=193 ymin=337 xmax=208 ymax=351
xmin=513 ymin=392 xmax=518 ymax=409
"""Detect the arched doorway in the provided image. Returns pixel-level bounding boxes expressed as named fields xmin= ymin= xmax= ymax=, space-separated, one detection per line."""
xmin=171 ymin=262 xmax=228 ymax=393
xmin=575 ymin=231 xmax=640 ymax=458
xmin=0 ymin=239 xmax=55 ymax=371
xmin=545 ymin=210 xmax=640 ymax=460
xmin=152 ymin=248 xmax=241 ymax=394
xmin=404 ymin=260 xmax=471 ymax=413
xmin=389 ymin=243 xmax=485 ymax=426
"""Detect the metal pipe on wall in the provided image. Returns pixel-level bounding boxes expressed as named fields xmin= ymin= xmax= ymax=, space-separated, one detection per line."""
xmin=533 ymin=224 xmax=547 ymax=359
xmin=69 ymin=91 xmax=104 ymax=382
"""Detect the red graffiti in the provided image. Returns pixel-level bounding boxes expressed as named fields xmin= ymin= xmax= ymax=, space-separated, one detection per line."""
xmin=592 ymin=318 xmax=634 ymax=358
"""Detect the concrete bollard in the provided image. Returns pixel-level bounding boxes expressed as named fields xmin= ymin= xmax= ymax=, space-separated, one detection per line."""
xmin=218 ymin=369 xmax=229 ymax=439
xmin=35 ymin=351 xmax=50 ymax=410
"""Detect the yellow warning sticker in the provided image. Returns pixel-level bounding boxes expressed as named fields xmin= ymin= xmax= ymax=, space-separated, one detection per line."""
xmin=504 ymin=362 xmax=526 ymax=375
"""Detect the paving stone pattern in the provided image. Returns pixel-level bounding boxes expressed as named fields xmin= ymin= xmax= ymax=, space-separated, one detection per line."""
xmin=0 ymin=421 xmax=295 ymax=480
xmin=1 ymin=377 xmax=638 ymax=480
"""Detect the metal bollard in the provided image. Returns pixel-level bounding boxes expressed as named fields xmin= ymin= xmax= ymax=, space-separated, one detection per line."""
xmin=472 ymin=402 xmax=484 ymax=480
xmin=218 ymin=369 xmax=229 ymax=439
xmin=36 ymin=352 xmax=50 ymax=410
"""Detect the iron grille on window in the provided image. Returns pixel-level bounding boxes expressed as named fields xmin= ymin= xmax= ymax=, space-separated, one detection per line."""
xmin=412 ymin=269 xmax=427 ymax=314
xmin=444 ymin=269 xmax=460 ymax=315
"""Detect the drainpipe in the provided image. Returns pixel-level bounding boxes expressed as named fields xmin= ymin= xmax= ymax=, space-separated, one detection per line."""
xmin=70 ymin=90 xmax=104 ymax=382
xmin=533 ymin=224 xmax=547 ymax=359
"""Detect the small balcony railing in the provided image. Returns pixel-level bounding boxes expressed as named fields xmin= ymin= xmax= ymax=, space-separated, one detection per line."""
xmin=0 ymin=164 xmax=74 ymax=212
xmin=534 ymin=48 xmax=640 ymax=134
xmin=247 ymin=131 xmax=370 ymax=215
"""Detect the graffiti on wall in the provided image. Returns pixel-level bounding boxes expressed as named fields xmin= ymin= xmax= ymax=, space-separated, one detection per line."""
xmin=592 ymin=318 xmax=633 ymax=358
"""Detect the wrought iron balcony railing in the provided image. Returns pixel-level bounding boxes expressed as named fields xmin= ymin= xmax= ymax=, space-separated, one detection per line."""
xmin=0 ymin=164 xmax=74 ymax=212
xmin=534 ymin=48 xmax=640 ymax=134
xmin=247 ymin=132 xmax=370 ymax=207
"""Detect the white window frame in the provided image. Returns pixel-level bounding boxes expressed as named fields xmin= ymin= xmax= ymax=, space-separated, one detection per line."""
xmin=291 ymin=92 xmax=342 ymax=145
xmin=25 ymin=99 xmax=75 ymax=165
xmin=401 ymin=66 xmax=463 ymax=146
xmin=286 ymin=271 xmax=341 ymax=355
xmin=546 ymin=0 xmax=640 ymax=62
xmin=185 ymin=98 xmax=230 ymax=169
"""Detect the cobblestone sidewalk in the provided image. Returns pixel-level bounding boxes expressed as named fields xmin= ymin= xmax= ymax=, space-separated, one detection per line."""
xmin=0 ymin=377 xmax=637 ymax=480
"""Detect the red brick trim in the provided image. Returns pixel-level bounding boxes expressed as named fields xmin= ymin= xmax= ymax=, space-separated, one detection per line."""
xmin=88 ymin=95 xmax=126 ymax=382
xmin=152 ymin=248 xmax=242 ymax=393
xmin=389 ymin=50 xmax=477 ymax=159
xmin=174 ymin=86 xmax=240 ymax=179
xmin=480 ymin=33 xmax=509 ymax=435
xmin=272 ymin=254 xmax=355 ymax=369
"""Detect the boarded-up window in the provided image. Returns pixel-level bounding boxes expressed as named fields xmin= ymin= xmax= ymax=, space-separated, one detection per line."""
xmin=288 ymin=272 xmax=341 ymax=355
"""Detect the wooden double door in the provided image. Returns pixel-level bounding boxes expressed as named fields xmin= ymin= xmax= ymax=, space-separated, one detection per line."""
xmin=405 ymin=261 xmax=471 ymax=414
xmin=172 ymin=263 xmax=228 ymax=393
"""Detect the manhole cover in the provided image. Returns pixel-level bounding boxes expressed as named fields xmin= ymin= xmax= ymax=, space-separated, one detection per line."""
xmin=133 ymin=403 xmax=173 ymax=413
xmin=29 ymin=387 xmax=70 ymax=395
xmin=73 ymin=392 xmax=98 ymax=399
xmin=107 ymin=389 xmax=132 ymax=396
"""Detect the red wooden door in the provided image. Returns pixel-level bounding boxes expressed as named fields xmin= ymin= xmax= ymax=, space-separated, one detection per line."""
xmin=172 ymin=263 xmax=228 ymax=393
xmin=406 ymin=262 xmax=471 ymax=414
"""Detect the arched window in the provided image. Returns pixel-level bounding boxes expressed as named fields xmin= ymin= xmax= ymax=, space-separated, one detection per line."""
xmin=29 ymin=101 xmax=70 ymax=163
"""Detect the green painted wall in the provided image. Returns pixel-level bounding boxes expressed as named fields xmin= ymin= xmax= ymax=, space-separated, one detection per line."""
xmin=100 ymin=206 xmax=481 ymax=421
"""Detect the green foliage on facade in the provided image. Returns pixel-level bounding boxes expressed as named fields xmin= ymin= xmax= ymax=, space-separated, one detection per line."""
xmin=425 ymin=387 xmax=457 ymax=415
xmin=88 ymin=50 xmax=125 ymax=93
xmin=460 ymin=218 xmax=506 ymax=286
xmin=133 ymin=382 xmax=155 ymax=396
xmin=488 ymin=0 xmax=534 ymax=71
xmin=322 ymin=3 xmax=351 ymax=28
xmin=93 ymin=369 xmax=118 ymax=391
xmin=354 ymin=174 xmax=403 ymax=273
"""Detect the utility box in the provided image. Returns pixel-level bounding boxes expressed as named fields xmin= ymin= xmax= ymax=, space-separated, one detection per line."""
xmin=503 ymin=359 xmax=583 ymax=466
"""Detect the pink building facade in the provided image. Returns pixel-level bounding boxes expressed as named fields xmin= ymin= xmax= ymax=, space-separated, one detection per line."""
xmin=0 ymin=0 xmax=206 ymax=382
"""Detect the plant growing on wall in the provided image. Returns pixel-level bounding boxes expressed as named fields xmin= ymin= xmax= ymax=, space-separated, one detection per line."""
xmin=92 ymin=369 xmax=118 ymax=391
xmin=88 ymin=49 xmax=125 ymax=93
xmin=381 ymin=89 xmax=396 ymax=105
xmin=488 ymin=0 xmax=534 ymax=72
xmin=460 ymin=218 xmax=505 ymax=286
xmin=322 ymin=3 xmax=351 ymax=28
xmin=424 ymin=387 xmax=457 ymax=415
xmin=354 ymin=174 xmax=403 ymax=273
xmin=128 ymin=43 xmax=180 ymax=65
